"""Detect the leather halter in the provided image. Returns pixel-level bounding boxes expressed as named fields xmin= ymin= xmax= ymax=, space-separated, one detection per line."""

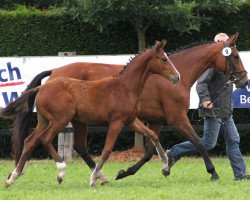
xmin=223 ymin=41 xmax=247 ymax=83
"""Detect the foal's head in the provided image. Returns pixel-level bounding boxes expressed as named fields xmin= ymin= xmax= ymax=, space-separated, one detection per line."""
xmin=213 ymin=32 xmax=248 ymax=88
xmin=149 ymin=40 xmax=180 ymax=84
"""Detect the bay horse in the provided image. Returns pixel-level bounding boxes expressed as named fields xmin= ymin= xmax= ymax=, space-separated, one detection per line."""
xmin=2 ymin=40 xmax=180 ymax=188
xmin=2 ymin=33 xmax=248 ymax=182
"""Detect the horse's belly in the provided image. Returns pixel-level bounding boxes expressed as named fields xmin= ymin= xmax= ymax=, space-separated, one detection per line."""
xmin=74 ymin=109 xmax=108 ymax=124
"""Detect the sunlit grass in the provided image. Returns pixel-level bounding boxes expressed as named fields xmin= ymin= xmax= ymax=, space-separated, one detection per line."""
xmin=0 ymin=157 xmax=250 ymax=200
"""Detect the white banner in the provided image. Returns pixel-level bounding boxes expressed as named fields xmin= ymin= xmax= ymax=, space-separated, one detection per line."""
xmin=0 ymin=52 xmax=250 ymax=109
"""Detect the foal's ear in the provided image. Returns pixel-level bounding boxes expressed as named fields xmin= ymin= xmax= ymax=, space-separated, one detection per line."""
xmin=154 ymin=40 xmax=167 ymax=52
xmin=227 ymin=32 xmax=239 ymax=46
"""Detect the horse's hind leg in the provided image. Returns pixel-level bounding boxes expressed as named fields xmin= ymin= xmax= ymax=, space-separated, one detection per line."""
xmin=4 ymin=127 xmax=42 ymax=188
xmin=116 ymin=123 xmax=163 ymax=180
xmin=71 ymin=120 xmax=108 ymax=185
xmin=129 ymin=118 xmax=170 ymax=176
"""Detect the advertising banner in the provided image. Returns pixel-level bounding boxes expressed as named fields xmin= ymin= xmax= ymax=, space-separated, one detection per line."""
xmin=1 ymin=52 xmax=249 ymax=109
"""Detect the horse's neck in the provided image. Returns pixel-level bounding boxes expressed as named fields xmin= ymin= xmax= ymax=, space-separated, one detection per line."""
xmin=119 ymin=54 xmax=151 ymax=96
xmin=173 ymin=45 xmax=216 ymax=89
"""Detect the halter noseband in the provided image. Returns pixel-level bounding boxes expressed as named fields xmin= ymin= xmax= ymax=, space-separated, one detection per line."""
xmin=223 ymin=41 xmax=247 ymax=83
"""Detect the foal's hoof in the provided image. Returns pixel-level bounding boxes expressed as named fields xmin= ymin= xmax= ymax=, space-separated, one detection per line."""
xmin=90 ymin=182 xmax=96 ymax=188
xmin=57 ymin=176 xmax=63 ymax=184
xmin=115 ymin=169 xmax=126 ymax=180
xmin=100 ymin=180 xmax=109 ymax=186
xmin=4 ymin=181 xmax=11 ymax=188
xmin=162 ymin=168 xmax=170 ymax=177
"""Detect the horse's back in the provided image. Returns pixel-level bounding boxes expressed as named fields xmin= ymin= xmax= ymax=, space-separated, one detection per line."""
xmin=48 ymin=62 xmax=123 ymax=82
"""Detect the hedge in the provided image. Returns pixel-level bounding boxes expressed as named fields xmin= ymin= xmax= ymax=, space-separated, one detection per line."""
xmin=0 ymin=3 xmax=249 ymax=57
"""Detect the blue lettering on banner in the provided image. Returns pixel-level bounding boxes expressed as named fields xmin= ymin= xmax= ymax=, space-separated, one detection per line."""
xmin=2 ymin=92 xmax=19 ymax=106
xmin=232 ymin=80 xmax=250 ymax=108
xmin=0 ymin=62 xmax=22 ymax=82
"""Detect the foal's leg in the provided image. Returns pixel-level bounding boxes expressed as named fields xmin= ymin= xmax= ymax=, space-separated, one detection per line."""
xmin=116 ymin=123 xmax=162 ymax=180
xmin=4 ymin=127 xmax=42 ymax=188
xmin=71 ymin=120 xmax=108 ymax=185
xmin=39 ymin=117 xmax=76 ymax=184
xmin=90 ymin=120 xmax=123 ymax=187
xmin=129 ymin=118 xmax=169 ymax=176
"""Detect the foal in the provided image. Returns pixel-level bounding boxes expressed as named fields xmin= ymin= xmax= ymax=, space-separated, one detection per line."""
xmin=4 ymin=40 xmax=180 ymax=188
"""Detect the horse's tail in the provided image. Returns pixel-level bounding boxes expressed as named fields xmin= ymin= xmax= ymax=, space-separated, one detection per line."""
xmin=25 ymin=70 xmax=52 ymax=91
xmin=1 ymin=88 xmax=39 ymax=165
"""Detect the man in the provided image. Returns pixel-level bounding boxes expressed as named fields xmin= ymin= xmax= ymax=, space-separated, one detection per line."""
xmin=167 ymin=33 xmax=250 ymax=180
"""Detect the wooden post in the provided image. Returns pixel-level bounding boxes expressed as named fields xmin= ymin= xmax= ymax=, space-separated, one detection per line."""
xmin=58 ymin=123 xmax=75 ymax=161
xmin=134 ymin=132 xmax=144 ymax=149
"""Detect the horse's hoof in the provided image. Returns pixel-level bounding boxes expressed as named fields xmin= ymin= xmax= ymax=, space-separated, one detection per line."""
xmin=162 ymin=168 xmax=170 ymax=177
xmin=210 ymin=174 xmax=220 ymax=181
xmin=115 ymin=169 xmax=126 ymax=180
xmin=100 ymin=180 xmax=109 ymax=185
xmin=57 ymin=176 xmax=63 ymax=184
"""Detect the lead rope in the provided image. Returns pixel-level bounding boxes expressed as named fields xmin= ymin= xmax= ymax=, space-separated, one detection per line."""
xmin=191 ymin=80 xmax=231 ymax=125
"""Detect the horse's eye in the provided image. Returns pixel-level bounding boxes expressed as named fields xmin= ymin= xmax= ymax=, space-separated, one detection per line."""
xmin=162 ymin=58 xmax=167 ymax=62
xmin=234 ymin=56 xmax=239 ymax=61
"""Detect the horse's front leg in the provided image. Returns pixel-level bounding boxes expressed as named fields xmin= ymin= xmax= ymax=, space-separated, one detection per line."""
xmin=129 ymin=118 xmax=170 ymax=176
xmin=71 ymin=120 xmax=108 ymax=185
xmin=90 ymin=120 xmax=123 ymax=188
xmin=116 ymin=123 xmax=163 ymax=180
xmin=169 ymin=114 xmax=219 ymax=181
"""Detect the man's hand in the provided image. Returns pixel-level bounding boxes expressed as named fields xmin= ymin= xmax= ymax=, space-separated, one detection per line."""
xmin=202 ymin=101 xmax=213 ymax=109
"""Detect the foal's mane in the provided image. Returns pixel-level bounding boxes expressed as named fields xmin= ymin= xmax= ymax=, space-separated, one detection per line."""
xmin=113 ymin=46 xmax=154 ymax=77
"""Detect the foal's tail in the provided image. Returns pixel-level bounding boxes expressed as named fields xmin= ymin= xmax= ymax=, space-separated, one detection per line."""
xmin=1 ymin=88 xmax=40 ymax=165
xmin=0 ymin=70 xmax=51 ymax=166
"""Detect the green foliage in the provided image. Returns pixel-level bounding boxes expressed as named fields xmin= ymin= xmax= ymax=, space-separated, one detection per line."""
xmin=0 ymin=0 xmax=63 ymax=10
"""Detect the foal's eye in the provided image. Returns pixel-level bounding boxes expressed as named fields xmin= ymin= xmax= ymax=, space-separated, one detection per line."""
xmin=162 ymin=58 xmax=167 ymax=62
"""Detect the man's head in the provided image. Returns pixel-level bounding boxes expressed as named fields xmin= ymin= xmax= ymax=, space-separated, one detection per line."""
xmin=214 ymin=33 xmax=229 ymax=42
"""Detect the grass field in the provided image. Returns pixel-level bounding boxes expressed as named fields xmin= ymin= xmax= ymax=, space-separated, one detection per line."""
xmin=0 ymin=157 xmax=250 ymax=200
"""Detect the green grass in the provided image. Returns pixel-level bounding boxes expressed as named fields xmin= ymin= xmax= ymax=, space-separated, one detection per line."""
xmin=0 ymin=157 xmax=250 ymax=200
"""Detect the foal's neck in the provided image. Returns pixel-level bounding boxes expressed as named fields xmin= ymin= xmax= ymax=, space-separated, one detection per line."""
xmin=119 ymin=51 xmax=153 ymax=96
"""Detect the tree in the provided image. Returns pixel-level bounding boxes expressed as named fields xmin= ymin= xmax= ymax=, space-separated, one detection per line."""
xmin=61 ymin=0 xmax=240 ymax=51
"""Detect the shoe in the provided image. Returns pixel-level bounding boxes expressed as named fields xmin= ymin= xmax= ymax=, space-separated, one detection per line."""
xmin=234 ymin=173 xmax=250 ymax=181
xmin=166 ymin=150 xmax=176 ymax=168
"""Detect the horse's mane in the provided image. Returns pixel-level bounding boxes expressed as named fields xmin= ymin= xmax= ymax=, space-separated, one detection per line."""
xmin=113 ymin=47 xmax=152 ymax=77
xmin=113 ymin=40 xmax=214 ymax=77
xmin=167 ymin=40 xmax=214 ymax=55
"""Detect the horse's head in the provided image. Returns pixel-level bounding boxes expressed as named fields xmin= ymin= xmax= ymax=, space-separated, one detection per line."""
xmin=214 ymin=32 xmax=248 ymax=88
xmin=150 ymin=40 xmax=180 ymax=84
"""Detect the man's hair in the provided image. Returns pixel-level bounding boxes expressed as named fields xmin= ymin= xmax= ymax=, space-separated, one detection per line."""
xmin=214 ymin=33 xmax=229 ymax=42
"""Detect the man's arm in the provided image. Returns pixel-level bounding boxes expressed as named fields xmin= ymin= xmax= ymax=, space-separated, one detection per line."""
xmin=196 ymin=68 xmax=215 ymax=109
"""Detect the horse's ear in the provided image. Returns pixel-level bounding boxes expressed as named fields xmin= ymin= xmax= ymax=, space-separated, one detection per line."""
xmin=154 ymin=40 xmax=167 ymax=52
xmin=227 ymin=32 xmax=239 ymax=45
